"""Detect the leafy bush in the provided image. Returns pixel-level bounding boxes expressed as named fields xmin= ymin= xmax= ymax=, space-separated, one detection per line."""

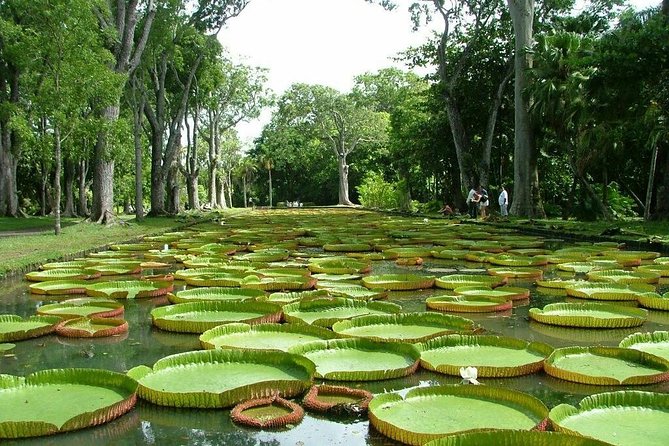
xmin=356 ymin=172 xmax=398 ymax=209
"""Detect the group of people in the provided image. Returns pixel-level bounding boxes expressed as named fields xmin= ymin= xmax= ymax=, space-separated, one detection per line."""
xmin=466 ymin=184 xmax=508 ymax=219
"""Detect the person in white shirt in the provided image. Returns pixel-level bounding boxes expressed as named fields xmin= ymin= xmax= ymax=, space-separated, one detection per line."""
xmin=498 ymin=185 xmax=509 ymax=217
xmin=466 ymin=187 xmax=480 ymax=219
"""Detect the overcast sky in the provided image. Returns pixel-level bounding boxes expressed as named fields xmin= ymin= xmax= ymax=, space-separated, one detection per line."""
xmin=218 ymin=0 xmax=662 ymax=145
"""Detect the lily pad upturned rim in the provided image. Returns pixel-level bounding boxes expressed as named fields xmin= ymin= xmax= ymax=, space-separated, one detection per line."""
xmin=151 ymin=300 xmax=283 ymax=333
xmin=586 ymin=269 xmax=661 ymax=284
xmin=426 ymin=294 xmax=512 ymax=313
xmin=453 ymin=285 xmax=530 ymax=301
xmin=282 ymin=297 xmax=402 ymax=327
xmin=361 ymin=274 xmax=435 ymax=291
xmin=528 ymin=302 xmax=648 ymax=328
xmin=619 ymin=330 xmax=669 ymax=356
xmin=368 ymin=385 xmax=548 ymax=446
xmin=565 ymin=282 xmax=655 ymax=301
xmin=127 ymin=349 xmax=314 ymax=408
xmin=199 ymin=322 xmax=339 ymax=351
xmin=549 ymin=390 xmax=669 ymax=441
xmin=637 ymin=292 xmax=669 ymax=311
xmin=417 ymin=334 xmax=553 ymax=378
xmin=28 ymin=280 xmax=90 ymax=295
xmin=168 ymin=287 xmax=266 ymax=304
xmin=287 ymin=337 xmax=420 ymax=381
xmin=25 ymin=268 xmax=101 ymax=282
xmin=544 ymin=346 xmax=669 ymax=385
xmin=423 ymin=430 xmax=613 ymax=446
xmin=331 ymin=312 xmax=476 ymax=343
xmin=55 ymin=317 xmax=129 ymax=338
xmin=230 ymin=393 xmax=304 ymax=429
xmin=85 ymin=280 xmax=173 ymax=299
xmin=0 ymin=314 xmax=63 ymax=342
xmin=0 ymin=368 xmax=137 ymax=439
xmin=36 ymin=298 xmax=124 ymax=320
xmin=302 ymin=384 xmax=373 ymax=414
xmin=434 ymin=274 xmax=507 ymax=290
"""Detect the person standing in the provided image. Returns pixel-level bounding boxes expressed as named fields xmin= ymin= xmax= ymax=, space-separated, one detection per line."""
xmin=466 ymin=186 xmax=480 ymax=219
xmin=478 ymin=185 xmax=489 ymax=218
xmin=498 ymin=185 xmax=509 ymax=217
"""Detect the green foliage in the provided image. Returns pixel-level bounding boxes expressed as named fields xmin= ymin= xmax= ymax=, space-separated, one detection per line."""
xmin=356 ymin=172 xmax=398 ymax=210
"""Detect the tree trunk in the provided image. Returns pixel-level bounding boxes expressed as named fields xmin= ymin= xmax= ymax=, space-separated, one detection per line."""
xmin=268 ymin=168 xmax=273 ymax=207
xmin=508 ymin=0 xmax=541 ymax=217
xmin=123 ymin=196 xmax=132 ymax=214
xmin=227 ymin=170 xmax=233 ymax=207
xmin=0 ymin=67 xmax=20 ymax=217
xmin=62 ymin=158 xmax=76 ymax=217
xmin=242 ymin=175 xmax=248 ymax=208
xmin=92 ymin=104 xmax=118 ymax=223
xmin=78 ymin=159 xmax=89 ymax=217
xmin=53 ymin=127 xmax=61 ymax=235
xmin=186 ymin=174 xmax=199 ymax=210
xmin=132 ymin=78 xmax=145 ymax=221
xmin=166 ymin=163 xmax=180 ymax=214
xmin=645 ymin=144 xmax=659 ymax=220
xmin=40 ymin=161 xmax=48 ymax=217
xmin=337 ymin=155 xmax=352 ymax=205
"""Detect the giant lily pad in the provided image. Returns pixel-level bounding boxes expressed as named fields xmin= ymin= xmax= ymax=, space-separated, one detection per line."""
xmin=529 ymin=302 xmax=647 ymax=328
xmin=453 ymin=285 xmax=530 ymax=301
xmin=488 ymin=255 xmax=548 ymax=267
xmin=331 ymin=312 xmax=476 ymax=343
xmin=418 ymin=334 xmax=553 ymax=377
xmin=55 ymin=317 xmax=128 ymax=338
xmin=316 ymin=283 xmax=387 ymax=300
xmin=28 ymin=280 xmax=89 ymax=295
xmin=287 ymin=338 xmax=420 ymax=381
xmin=308 ymin=259 xmax=371 ymax=274
xmin=40 ymin=260 xmax=89 ymax=270
xmin=587 ymin=269 xmax=660 ymax=284
xmin=435 ymin=274 xmax=506 ymax=289
xmin=86 ymin=280 xmax=173 ymax=299
xmin=550 ymin=391 xmax=669 ymax=446
xmin=362 ymin=274 xmax=435 ymax=291
xmin=25 ymin=268 xmax=101 ymax=282
xmin=151 ymin=301 xmax=283 ymax=333
xmin=0 ymin=315 xmax=62 ymax=342
xmin=423 ymin=431 xmax=612 ymax=446
xmin=557 ymin=261 xmax=621 ymax=273
xmin=487 ymin=267 xmax=544 ymax=279
xmin=637 ymin=292 xmax=669 ymax=311
xmin=368 ymin=385 xmax=548 ymax=446
xmin=544 ymin=346 xmax=669 ymax=385
xmin=240 ymin=275 xmax=316 ymax=291
xmin=200 ymin=323 xmax=339 ymax=351
xmin=183 ymin=272 xmax=261 ymax=287
xmin=565 ymin=283 xmax=655 ymax=301
xmin=426 ymin=294 xmax=512 ymax=313
xmin=230 ymin=394 xmax=304 ymax=429
xmin=37 ymin=298 xmax=124 ymax=319
xmin=167 ymin=287 xmax=265 ymax=304
xmin=535 ymin=279 xmax=588 ymax=289
xmin=283 ymin=297 xmax=401 ymax=327
xmin=620 ymin=331 xmax=669 ymax=362
xmin=127 ymin=349 xmax=314 ymax=408
xmin=0 ymin=368 xmax=137 ymax=438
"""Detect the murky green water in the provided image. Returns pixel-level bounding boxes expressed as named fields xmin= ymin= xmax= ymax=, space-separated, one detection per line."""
xmin=2 ymin=233 xmax=669 ymax=445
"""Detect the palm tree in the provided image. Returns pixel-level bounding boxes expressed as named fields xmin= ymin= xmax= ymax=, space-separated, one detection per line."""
xmin=235 ymin=157 xmax=257 ymax=207
xmin=260 ymin=154 xmax=274 ymax=207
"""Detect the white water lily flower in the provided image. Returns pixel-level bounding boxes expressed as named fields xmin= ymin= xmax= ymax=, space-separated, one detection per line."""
xmin=423 ymin=218 xmax=429 ymax=223
xmin=460 ymin=366 xmax=480 ymax=385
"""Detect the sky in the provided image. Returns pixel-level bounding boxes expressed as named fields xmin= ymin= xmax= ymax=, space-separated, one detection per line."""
xmin=218 ymin=0 xmax=662 ymax=145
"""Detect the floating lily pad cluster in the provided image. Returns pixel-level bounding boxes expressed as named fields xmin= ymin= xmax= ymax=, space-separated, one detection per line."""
xmin=5 ymin=208 xmax=669 ymax=442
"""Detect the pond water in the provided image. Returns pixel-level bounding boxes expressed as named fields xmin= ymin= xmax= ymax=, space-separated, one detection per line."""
xmin=2 ymin=211 xmax=669 ymax=446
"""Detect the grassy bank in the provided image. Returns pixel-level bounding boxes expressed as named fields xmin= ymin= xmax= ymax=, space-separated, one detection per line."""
xmin=0 ymin=216 xmax=183 ymax=278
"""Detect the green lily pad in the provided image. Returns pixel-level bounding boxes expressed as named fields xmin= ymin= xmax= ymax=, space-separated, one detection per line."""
xmin=316 ymin=283 xmax=387 ymax=300
xmin=240 ymin=275 xmax=316 ymax=291
xmin=0 ymin=368 xmax=137 ymax=438
xmin=28 ymin=280 xmax=90 ymax=295
xmin=368 ymin=385 xmax=548 ymax=445
xmin=544 ymin=346 xmax=669 ymax=385
xmin=36 ymin=298 xmax=124 ymax=319
xmin=529 ymin=302 xmax=647 ymax=328
xmin=331 ymin=312 xmax=476 ymax=343
xmin=550 ymin=391 xmax=669 ymax=446
xmin=362 ymin=274 xmax=435 ymax=291
xmin=418 ymin=334 xmax=553 ymax=377
xmin=453 ymin=285 xmax=530 ymax=300
xmin=200 ymin=323 xmax=339 ymax=351
xmin=0 ymin=343 xmax=15 ymax=352
xmin=435 ymin=274 xmax=506 ymax=289
xmin=638 ymin=292 xmax=669 ymax=311
xmin=426 ymin=294 xmax=512 ymax=313
xmin=423 ymin=430 xmax=611 ymax=446
xmin=620 ymin=331 xmax=669 ymax=362
xmin=55 ymin=317 xmax=128 ymax=338
xmin=0 ymin=315 xmax=62 ymax=342
xmin=282 ymin=297 xmax=401 ymax=327
xmin=167 ymin=287 xmax=265 ymax=304
xmin=287 ymin=338 xmax=420 ymax=381
xmin=86 ymin=280 xmax=173 ymax=299
xmin=127 ymin=349 xmax=314 ymax=408
xmin=151 ymin=301 xmax=283 ymax=333
xmin=565 ymin=283 xmax=655 ymax=301
xmin=587 ymin=269 xmax=660 ymax=284
xmin=25 ymin=268 xmax=101 ymax=282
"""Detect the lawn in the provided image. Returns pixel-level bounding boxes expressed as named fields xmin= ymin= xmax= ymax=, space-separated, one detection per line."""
xmin=0 ymin=216 xmax=188 ymax=278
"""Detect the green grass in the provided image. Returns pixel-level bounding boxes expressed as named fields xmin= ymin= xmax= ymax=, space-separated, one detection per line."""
xmin=0 ymin=216 xmax=182 ymax=278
